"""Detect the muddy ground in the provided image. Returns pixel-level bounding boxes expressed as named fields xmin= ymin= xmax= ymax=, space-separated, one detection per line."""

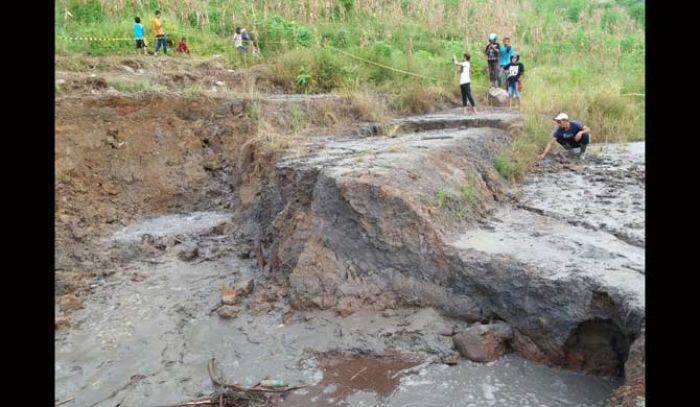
xmin=55 ymin=57 xmax=644 ymax=406
xmin=55 ymin=209 xmax=620 ymax=406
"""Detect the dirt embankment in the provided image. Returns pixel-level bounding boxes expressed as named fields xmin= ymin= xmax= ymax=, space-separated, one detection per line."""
xmin=55 ymin=89 xmax=375 ymax=295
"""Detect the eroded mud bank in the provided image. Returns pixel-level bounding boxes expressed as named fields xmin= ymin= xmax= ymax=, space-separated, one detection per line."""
xmin=56 ymin=108 xmax=643 ymax=406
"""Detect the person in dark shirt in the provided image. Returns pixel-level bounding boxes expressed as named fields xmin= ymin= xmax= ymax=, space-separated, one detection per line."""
xmin=503 ymin=53 xmax=524 ymax=107
xmin=538 ymin=113 xmax=592 ymax=160
xmin=484 ymin=33 xmax=500 ymax=88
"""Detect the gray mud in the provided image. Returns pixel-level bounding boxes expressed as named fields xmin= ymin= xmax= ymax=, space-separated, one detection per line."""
xmin=454 ymin=141 xmax=645 ymax=310
xmin=522 ymin=142 xmax=644 ymax=248
xmin=56 ymin=209 xmax=620 ymax=406
xmin=56 ymin=131 xmax=640 ymax=407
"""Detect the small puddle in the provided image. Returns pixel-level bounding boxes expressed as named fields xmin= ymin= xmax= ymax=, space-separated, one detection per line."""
xmin=282 ymin=355 xmax=419 ymax=406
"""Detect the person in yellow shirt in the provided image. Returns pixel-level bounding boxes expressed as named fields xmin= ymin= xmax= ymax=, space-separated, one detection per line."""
xmin=153 ymin=10 xmax=167 ymax=55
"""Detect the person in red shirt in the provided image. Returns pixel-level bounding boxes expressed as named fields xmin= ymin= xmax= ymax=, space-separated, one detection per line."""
xmin=177 ymin=37 xmax=191 ymax=56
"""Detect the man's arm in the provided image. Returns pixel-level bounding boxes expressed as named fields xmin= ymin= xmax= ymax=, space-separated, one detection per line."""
xmin=574 ymin=125 xmax=590 ymax=141
xmin=538 ymin=137 xmax=557 ymax=160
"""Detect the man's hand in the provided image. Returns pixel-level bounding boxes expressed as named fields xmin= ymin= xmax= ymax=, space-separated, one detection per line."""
xmin=538 ymin=153 xmax=546 ymax=161
xmin=574 ymin=132 xmax=583 ymax=142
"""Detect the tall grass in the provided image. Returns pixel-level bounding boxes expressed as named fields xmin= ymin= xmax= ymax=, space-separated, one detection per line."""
xmin=56 ymin=0 xmax=645 ymax=175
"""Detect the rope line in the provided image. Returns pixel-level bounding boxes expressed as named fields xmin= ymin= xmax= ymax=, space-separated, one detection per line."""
xmin=57 ymin=34 xmax=645 ymax=101
xmin=330 ymin=46 xmax=440 ymax=82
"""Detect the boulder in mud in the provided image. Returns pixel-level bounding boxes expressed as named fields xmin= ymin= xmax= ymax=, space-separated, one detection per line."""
xmin=453 ymin=321 xmax=513 ymax=363
xmin=177 ymin=245 xmax=199 ymax=262
xmin=55 ymin=315 xmax=71 ymax=330
xmin=58 ymin=294 xmax=84 ymax=312
xmin=221 ymin=279 xmax=255 ymax=306
xmin=440 ymin=353 xmax=460 ymax=365
xmin=236 ymin=278 xmax=254 ymax=297
xmin=625 ymin=333 xmax=645 ymax=383
xmin=217 ymin=305 xmax=241 ymax=319
xmin=221 ymin=287 xmax=238 ymax=305
xmin=486 ymin=87 xmax=509 ymax=106
xmin=608 ymin=332 xmax=645 ymax=406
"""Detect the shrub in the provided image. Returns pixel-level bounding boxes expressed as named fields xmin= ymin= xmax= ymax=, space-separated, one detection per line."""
xmin=494 ymin=152 xmax=517 ymax=180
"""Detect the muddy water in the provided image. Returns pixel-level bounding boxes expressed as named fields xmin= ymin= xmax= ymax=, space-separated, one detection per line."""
xmin=55 ymin=143 xmax=639 ymax=406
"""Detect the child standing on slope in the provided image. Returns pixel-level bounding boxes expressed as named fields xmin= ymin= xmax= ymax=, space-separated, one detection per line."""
xmin=499 ymin=37 xmax=515 ymax=88
xmin=153 ymin=10 xmax=167 ymax=55
xmin=452 ymin=53 xmax=477 ymax=114
xmin=133 ymin=17 xmax=146 ymax=55
xmin=504 ymin=53 xmax=524 ymax=108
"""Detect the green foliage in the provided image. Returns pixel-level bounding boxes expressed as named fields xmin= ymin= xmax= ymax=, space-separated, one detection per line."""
xmin=245 ymin=100 xmax=262 ymax=122
xmin=372 ymin=41 xmax=393 ymax=58
xmin=436 ymin=188 xmax=448 ymax=207
xmin=295 ymin=25 xmax=313 ymax=47
xmin=628 ymin=3 xmax=645 ymax=25
xmin=295 ymin=67 xmax=312 ymax=91
xmin=69 ymin=0 xmax=103 ymax=24
xmin=314 ymin=51 xmax=343 ymax=90
xmin=494 ymin=152 xmax=517 ymax=180
xmin=566 ymin=0 xmax=588 ymax=23
xmin=338 ymin=0 xmax=355 ymax=13
xmin=461 ymin=184 xmax=477 ymax=205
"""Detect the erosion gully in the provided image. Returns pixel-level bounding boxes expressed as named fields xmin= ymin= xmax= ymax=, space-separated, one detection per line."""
xmin=55 ymin=111 xmax=643 ymax=407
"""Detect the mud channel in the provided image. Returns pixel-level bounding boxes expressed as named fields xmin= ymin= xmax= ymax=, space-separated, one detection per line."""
xmin=55 ymin=121 xmax=642 ymax=406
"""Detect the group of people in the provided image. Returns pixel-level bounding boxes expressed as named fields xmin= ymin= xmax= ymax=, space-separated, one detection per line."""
xmin=452 ymin=34 xmax=588 ymax=160
xmin=452 ymin=33 xmax=525 ymax=114
xmin=132 ymin=11 xmax=257 ymax=57
xmin=133 ymin=10 xmax=191 ymax=56
xmin=232 ymin=27 xmax=258 ymax=54
xmin=130 ymin=16 xmax=587 ymax=161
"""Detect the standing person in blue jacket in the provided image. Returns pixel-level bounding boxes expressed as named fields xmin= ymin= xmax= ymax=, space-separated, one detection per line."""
xmin=499 ymin=37 xmax=514 ymax=88
xmin=133 ymin=17 xmax=146 ymax=55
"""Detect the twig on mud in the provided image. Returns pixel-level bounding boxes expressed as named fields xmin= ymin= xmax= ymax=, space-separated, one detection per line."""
xmin=208 ymin=358 xmax=312 ymax=393
xmin=255 ymin=241 xmax=265 ymax=273
xmin=350 ymin=366 xmax=367 ymax=381
xmin=390 ymin=358 xmax=437 ymax=379
xmin=153 ymin=398 xmax=214 ymax=407
xmin=55 ymin=397 xmax=75 ymax=406
xmin=208 ymin=303 xmax=223 ymax=315
xmin=138 ymin=259 xmax=164 ymax=265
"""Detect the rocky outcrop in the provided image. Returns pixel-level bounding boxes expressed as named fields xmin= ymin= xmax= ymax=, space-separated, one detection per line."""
xmin=609 ymin=331 xmax=645 ymax=406
xmin=453 ymin=321 xmax=513 ymax=362
xmin=248 ymin=113 xmax=644 ymax=375
xmin=487 ymin=87 xmax=509 ymax=106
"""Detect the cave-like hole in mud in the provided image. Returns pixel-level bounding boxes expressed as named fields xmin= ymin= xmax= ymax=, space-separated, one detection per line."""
xmin=564 ymin=319 xmax=630 ymax=377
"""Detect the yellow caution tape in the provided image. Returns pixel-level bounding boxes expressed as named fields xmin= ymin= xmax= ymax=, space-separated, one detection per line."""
xmin=59 ymin=36 xmax=134 ymax=42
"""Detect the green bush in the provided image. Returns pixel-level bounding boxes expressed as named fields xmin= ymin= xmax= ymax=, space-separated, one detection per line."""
xmin=494 ymin=152 xmax=517 ymax=180
xmin=295 ymin=67 xmax=312 ymax=91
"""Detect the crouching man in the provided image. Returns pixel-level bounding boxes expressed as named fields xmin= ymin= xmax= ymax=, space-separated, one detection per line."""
xmin=538 ymin=113 xmax=591 ymax=160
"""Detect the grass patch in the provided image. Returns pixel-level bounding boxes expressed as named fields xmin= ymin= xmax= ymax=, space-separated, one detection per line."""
xmin=494 ymin=152 xmax=517 ymax=180
xmin=461 ymin=183 xmax=478 ymax=205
